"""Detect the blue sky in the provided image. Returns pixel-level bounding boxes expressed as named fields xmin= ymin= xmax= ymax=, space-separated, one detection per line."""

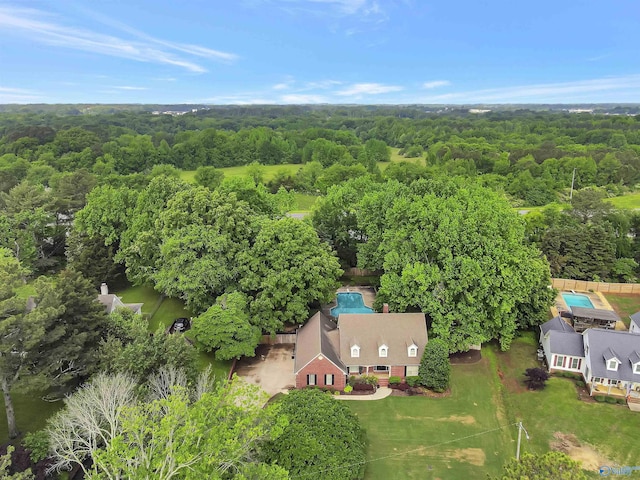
xmin=1 ymin=0 xmax=639 ymax=104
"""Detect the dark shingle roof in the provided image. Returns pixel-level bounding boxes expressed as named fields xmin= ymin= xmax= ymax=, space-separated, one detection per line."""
xmin=585 ymin=329 xmax=640 ymax=381
xmin=549 ymin=331 xmax=584 ymax=357
xmin=541 ymin=316 xmax=575 ymax=335
xmin=294 ymin=312 xmax=346 ymax=374
xmin=630 ymin=312 xmax=640 ymax=332
xmin=571 ymin=307 xmax=620 ymax=322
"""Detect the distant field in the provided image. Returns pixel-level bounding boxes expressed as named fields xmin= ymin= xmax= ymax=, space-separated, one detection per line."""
xmin=180 ymin=163 xmax=302 ymax=183
xmin=607 ymin=192 xmax=640 ymax=210
xmin=291 ymin=192 xmax=318 ymax=212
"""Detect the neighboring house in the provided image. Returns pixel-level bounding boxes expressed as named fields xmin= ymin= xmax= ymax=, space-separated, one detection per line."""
xmin=540 ymin=315 xmax=640 ymax=408
xmin=570 ymin=306 xmax=620 ymax=332
xmin=97 ymin=283 xmax=143 ymax=315
xmin=294 ymin=311 xmax=428 ymax=389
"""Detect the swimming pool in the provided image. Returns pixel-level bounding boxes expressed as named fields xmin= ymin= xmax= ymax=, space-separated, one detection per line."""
xmin=561 ymin=293 xmax=595 ymax=310
xmin=330 ymin=292 xmax=374 ymax=318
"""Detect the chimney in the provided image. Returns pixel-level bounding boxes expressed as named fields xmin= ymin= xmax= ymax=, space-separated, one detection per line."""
xmin=100 ymin=283 xmax=109 ymax=295
xmin=382 ymin=303 xmax=389 ymax=313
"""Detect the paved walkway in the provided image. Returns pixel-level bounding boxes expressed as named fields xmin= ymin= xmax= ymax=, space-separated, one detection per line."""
xmin=335 ymin=387 xmax=392 ymax=401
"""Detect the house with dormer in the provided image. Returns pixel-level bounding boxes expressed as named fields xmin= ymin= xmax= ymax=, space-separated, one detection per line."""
xmin=539 ymin=315 xmax=640 ymax=406
xmin=294 ymin=312 xmax=428 ymax=389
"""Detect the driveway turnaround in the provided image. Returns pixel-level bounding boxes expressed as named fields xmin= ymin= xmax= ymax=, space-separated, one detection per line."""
xmin=234 ymin=344 xmax=295 ymax=397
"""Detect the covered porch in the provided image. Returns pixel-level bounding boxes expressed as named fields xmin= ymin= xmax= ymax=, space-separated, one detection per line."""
xmin=590 ymin=380 xmax=640 ymax=398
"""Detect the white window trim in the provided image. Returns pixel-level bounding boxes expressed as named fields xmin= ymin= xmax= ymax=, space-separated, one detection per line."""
xmin=408 ymin=344 xmax=418 ymax=357
xmin=554 ymin=355 xmax=565 ymax=368
xmin=379 ymin=344 xmax=388 ymax=358
xmin=351 ymin=345 xmax=360 ymax=358
xmin=325 ymin=374 xmax=334 ymax=386
xmin=634 ymin=363 xmax=640 ymax=374
xmin=607 ymin=359 xmax=619 ymax=371
xmin=308 ymin=374 xmax=316 ymax=386
xmin=570 ymin=358 xmax=580 ymax=370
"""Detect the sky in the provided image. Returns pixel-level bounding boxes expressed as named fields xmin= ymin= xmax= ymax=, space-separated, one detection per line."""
xmin=0 ymin=0 xmax=639 ymax=104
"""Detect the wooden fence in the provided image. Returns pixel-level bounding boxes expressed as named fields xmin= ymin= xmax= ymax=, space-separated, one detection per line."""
xmin=259 ymin=334 xmax=297 ymax=345
xmin=552 ymin=278 xmax=640 ymax=294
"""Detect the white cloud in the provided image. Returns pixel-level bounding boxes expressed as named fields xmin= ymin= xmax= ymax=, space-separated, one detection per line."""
xmin=112 ymin=86 xmax=147 ymax=91
xmin=422 ymin=80 xmax=450 ymax=89
xmin=419 ymin=75 xmax=640 ymax=103
xmin=273 ymin=83 xmax=291 ymax=90
xmin=280 ymin=94 xmax=327 ymax=103
xmin=0 ymin=6 xmax=237 ymax=73
xmin=0 ymin=86 xmax=42 ymax=103
xmin=336 ymin=82 xmax=403 ymax=95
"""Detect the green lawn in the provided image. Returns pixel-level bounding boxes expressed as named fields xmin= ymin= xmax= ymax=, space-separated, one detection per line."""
xmin=179 ymin=163 xmax=303 ymax=184
xmin=0 ymin=392 xmax=63 ymax=443
xmin=604 ymin=293 xmax=640 ymax=328
xmin=607 ymin=191 xmax=640 ymax=210
xmin=347 ymin=357 xmax=512 ymax=479
xmin=291 ymin=192 xmax=318 ymax=212
xmin=117 ymin=284 xmax=162 ymax=316
xmin=493 ymin=332 xmax=640 ymax=471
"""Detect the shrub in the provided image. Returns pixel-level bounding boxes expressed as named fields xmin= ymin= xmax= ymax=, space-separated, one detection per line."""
xmin=406 ymin=376 xmax=421 ymax=387
xmin=594 ymin=395 xmax=606 ymax=402
xmin=22 ymin=430 xmax=50 ymax=463
xmin=605 ymin=396 xmax=618 ymax=404
xmin=419 ymin=338 xmax=451 ymax=391
xmin=575 ymin=380 xmax=585 ymax=388
xmin=348 ymin=375 xmax=357 ymax=387
xmin=360 ymin=375 xmax=378 ymax=386
xmin=343 ymin=385 xmax=353 ymax=393
xmin=524 ymin=367 xmax=550 ymax=390
xmin=388 ymin=376 xmax=402 ymax=385
xmin=353 ymin=383 xmax=375 ymax=392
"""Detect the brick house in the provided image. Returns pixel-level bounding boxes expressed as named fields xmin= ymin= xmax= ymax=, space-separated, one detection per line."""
xmin=294 ymin=311 xmax=428 ymax=389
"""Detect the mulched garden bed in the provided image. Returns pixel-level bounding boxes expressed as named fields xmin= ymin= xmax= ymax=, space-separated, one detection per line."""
xmin=449 ymin=349 xmax=482 ymax=365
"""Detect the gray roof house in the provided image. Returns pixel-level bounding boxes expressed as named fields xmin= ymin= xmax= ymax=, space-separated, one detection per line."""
xmin=294 ymin=311 xmax=428 ymax=389
xmin=97 ymin=283 xmax=143 ymax=315
xmin=630 ymin=312 xmax=640 ymax=334
xmin=571 ymin=307 xmax=620 ymax=332
xmin=540 ymin=313 xmax=640 ymax=407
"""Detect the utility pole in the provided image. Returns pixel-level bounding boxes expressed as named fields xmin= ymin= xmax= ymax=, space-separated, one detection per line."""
xmin=569 ymin=167 xmax=577 ymax=202
xmin=516 ymin=421 xmax=530 ymax=461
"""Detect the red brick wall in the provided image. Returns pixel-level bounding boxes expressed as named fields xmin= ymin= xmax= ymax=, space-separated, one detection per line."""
xmin=296 ymin=356 xmax=346 ymax=390
xmin=390 ymin=365 xmax=405 ymax=379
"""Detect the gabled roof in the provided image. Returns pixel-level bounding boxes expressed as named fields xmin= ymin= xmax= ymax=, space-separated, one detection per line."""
xmin=541 ymin=316 xmax=575 ymax=335
xmin=584 ymin=329 xmax=640 ymax=381
xmin=630 ymin=312 xmax=640 ymax=332
xmin=603 ymin=347 xmax=619 ymax=362
xmin=571 ymin=307 xmax=620 ymax=322
xmin=338 ymin=313 xmax=428 ymax=366
xmin=97 ymin=294 xmax=143 ymax=315
xmin=294 ymin=312 xmax=346 ymax=374
xmin=629 ymin=351 xmax=640 ymax=365
xmin=549 ymin=331 xmax=584 ymax=357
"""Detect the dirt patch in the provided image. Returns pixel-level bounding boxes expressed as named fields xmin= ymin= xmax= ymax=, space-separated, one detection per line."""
xmin=551 ymin=432 xmax=611 ymax=471
xmin=440 ymin=448 xmax=486 ymax=466
xmin=450 ymin=349 xmax=482 ymax=364
xmin=437 ymin=415 xmax=476 ymax=425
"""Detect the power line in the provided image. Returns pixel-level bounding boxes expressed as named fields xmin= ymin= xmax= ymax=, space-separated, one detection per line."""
xmin=292 ymin=422 xmax=519 ymax=479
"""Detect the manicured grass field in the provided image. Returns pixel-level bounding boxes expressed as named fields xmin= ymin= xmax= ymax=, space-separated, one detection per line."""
xmin=291 ymin=192 xmax=318 ymax=212
xmin=347 ymin=357 xmax=513 ymax=479
xmin=607 ymin=191 xmax=640 ymax=210
xmin=603 ymin=293 xmax=640 ymax=327
xmin=493 ymin=332 xmax=640 ymax=471
xmin=179 ymin=163 xmax=303 ymax=184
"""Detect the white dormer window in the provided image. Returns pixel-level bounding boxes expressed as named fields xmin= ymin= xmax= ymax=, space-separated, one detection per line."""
xmin=408 ymin=344 xmax=418 ymax=357
xmin=351 ymin=345 xmax=360 ymax=358
xmin=634 ymin=364 xmax=640 ymax=375
xmin=379 ymin=345 xmax=388 ymax=358
xmin=607 ymin=359 xmax=618 ymax=371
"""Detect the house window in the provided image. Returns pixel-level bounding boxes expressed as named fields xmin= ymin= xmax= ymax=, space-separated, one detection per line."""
xmin=607 ymin=360 xmax=618 ymax=371
xmin=408 ymin=345 xmax=418 ymax=357
xmin=351 ymin=345 xmax=360 ymax=358
xmin=379 ymin=345 xmax=388 ymax=358
xmin=593 ymin=377 xmax=602 ymax=384
xmin=307 ymin=374 xmax=316 ymax=386
xmin=325 ymin=374 xmax=334 ymax=386
xmin=634 ymin=364 xmax=640 ymax=374
xmin=554 ymin=355 xmax=565 ymax=368
xmin=406 ymin=365 xmax=419 ymax=377
xmin=571 ymin=358 xmax=581 ymax=370
xmin=374 ymin=366 xmax=389 ymax=372
xmin=348 ymin=366 xmax=359 ymax=374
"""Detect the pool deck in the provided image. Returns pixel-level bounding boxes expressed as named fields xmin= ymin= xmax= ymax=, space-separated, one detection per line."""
xmin=552 ymin=290 xmax=627 ymax=330
xmin=324 ymin=286 xmax=377 ymax=318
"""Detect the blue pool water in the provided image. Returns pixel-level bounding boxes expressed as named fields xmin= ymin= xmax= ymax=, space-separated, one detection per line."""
xmin=562 ymin=293 xmax=595 ymax=309
xmin=330 ymin=292 xmax=374 ymax=318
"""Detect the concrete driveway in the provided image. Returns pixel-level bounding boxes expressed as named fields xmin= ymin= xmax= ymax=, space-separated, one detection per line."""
xmin=234 ymin=344 xmax=295 ymax=397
